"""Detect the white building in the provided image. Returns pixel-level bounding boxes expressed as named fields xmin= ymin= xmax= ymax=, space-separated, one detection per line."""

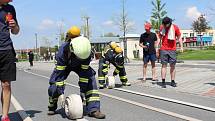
xmin=181 ymin=29 xmax=215 ymax=44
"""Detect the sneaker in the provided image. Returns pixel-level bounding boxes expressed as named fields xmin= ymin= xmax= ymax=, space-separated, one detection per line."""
xmin=47 ymin=110 xmax=56 ymax=115
xmin=171 ymin=81 xmax=177 ymax=87
xmin=161 ymin=82 xmax=166 ymax=88
xmin=88 ymin=111 xmax=105 ymax=119
xmin=122 ymin=82 xmax=131 ymax=86
xmin=1 ymin=115 xmax=10 ymax=121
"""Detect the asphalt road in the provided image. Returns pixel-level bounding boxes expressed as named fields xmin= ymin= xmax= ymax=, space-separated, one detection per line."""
xmin=9 ymin=65 xmax=215 ymax=121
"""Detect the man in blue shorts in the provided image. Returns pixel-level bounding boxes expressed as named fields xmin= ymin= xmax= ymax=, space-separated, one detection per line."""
xmin=139 ymin=22 xmax=158 ymax=81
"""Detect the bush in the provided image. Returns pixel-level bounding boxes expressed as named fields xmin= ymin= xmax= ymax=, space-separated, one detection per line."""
xmin=204 ymin=46 xmax=215 ymax=50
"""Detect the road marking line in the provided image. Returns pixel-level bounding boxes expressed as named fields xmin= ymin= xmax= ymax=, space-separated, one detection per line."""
xmin=24 ymin=70 xmax=202 ymax=121
xmin=114 ymin=88 xmax=215 ymax=112
xmin=23 ymin=70 xmax=89 ymax=121
xmin=11 ymin=95 xmax=33 ymax=121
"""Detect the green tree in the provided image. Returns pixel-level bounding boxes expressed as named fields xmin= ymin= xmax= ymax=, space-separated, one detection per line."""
xmin=104 ymin=32 xmax=117 ymax=37
xmin=113 ymin=0 xmax=134 ymax=62
xmin=150 ymin=0 xmax=167 ymax=30
xmin=192 ymin=14 xmax=211 ymax=34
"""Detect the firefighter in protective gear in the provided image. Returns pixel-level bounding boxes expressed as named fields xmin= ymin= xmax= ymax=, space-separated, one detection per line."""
xmin=47 ymin=26 xmax=105 ymax=119
xmin=98 ymin=42 xmax=131 ymax=89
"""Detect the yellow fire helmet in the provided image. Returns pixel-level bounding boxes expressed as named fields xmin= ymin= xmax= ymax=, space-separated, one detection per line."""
xmin=67 ymin=26 xmax=81 ymax=38
xmin=70 ymin=36 xmax=91 ymax=59
xmin=114 ymin=46 xmax=123 ymax=54
xmin=110 ymin=41 xmax=118 ymax=49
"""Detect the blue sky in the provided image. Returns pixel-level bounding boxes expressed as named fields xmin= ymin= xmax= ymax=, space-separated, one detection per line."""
xmin=10 ymin=0 xmax=215 ymax=49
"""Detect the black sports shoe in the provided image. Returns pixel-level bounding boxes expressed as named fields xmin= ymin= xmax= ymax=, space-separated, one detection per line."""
xmin=171 ymin=81 xmax=177 ymax=87
xmin=161 ymin=81 xmax=166 ymax=88
xmin=89 ymin=111 xmax=106 ymax=119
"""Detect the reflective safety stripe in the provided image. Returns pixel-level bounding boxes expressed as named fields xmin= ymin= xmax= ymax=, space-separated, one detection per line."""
xmin=49 ymin=97 xmax=58 ymax=103
xmin=81 ymin=65 xmax=89 ymax=70
xmin=98 ymin=77 xmax=105 ymax=80
xmin=120 ymin=76 xmax=127 ymax=80
xmin=114 ymin=69 xmax=120 ymax=74
xmin=102 ymin=68 xmax=108 ymax=72
xmin=55 ymin=80 xmax=66 ymax=86
xmin=79 ymin=78 xmax=89 ymax=83
xmin=48 ymin=103 xmax=55 ymax=107
xmin=56 ymin=65 xmax=66 ymax=70
xmin=117 ymin=65 xmax=124 ymax=68
xmin=86 ymin=90 xmax=99 ymax=96
xmin=103 ymin=64 xmax=108 ymax=66
xmin=99 ymin=84 xmax=104 ymax=87
xmin=86 ymin=97 xmax=100 ymax=102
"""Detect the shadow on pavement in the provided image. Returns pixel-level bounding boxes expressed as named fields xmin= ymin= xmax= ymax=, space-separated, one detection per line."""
xmin=137 ymin=77 xmax=154 ymax=81
xmin=25 ymin=110 xmax=42 ymax=118
xmin=156 ymin=82 xmax=177 ymax=87
xmin=205 ymin=83 xmax=215 ymax=86
xmin=55 ymin=108 xmax=67 ymax=119
xmin=0 ymin=112 xmax=23 ymax=121
xmin=115 ymin=84 xmax=123 ymax=88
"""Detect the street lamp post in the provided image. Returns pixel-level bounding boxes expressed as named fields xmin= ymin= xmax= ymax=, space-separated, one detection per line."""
xmin=35 ymin=33 xmax=38 ymax=54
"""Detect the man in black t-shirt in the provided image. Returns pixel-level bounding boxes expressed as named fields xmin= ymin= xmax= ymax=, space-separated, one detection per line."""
xmin=0 ymin=0 xmax=20 ymax=121
xmin=139 ymin=22 xmax=158 ymax=81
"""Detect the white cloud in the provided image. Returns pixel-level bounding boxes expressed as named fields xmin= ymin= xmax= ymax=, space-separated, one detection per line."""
xmin=38 ymin=19 xmax=56 ymax=30
xmin=186 ymin=6 xmax=201 ymax=20
xmin=127 ymin=21 xmax=135 ymax=27
xmin=102 ymin=20 xmax=114 ymax=26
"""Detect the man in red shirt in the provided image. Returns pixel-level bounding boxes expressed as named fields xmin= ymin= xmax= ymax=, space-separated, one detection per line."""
xmin=158 ymin=17 xmax=183 ymax=88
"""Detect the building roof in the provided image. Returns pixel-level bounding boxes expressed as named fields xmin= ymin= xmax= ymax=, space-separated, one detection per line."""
xmin=125 ymin=34 xmax=140 ymax=38
xmin=90 ymin=37 xmax=120 ymax=43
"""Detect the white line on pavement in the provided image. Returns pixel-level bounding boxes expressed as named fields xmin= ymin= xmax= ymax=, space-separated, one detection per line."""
xmin=11 ymin=95 xmax=33 ymax=121
xmin=24 ymin=70 xmax=202 ymax=121
xmin=113 ymin=88 xmax=215 ymax=112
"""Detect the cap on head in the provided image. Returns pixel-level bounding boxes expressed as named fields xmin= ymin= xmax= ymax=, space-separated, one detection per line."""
xmin=67 ymin=26 xmax=81 ymax=38
xmin=162 ymin=17 xmax=172 ymax=25
xmin=144 ymin=22 xmax=151 ymax=30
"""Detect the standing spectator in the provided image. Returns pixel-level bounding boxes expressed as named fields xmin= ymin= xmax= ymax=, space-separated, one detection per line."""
xmin=139 ymin=22 xmax=158 ymax=81
xmin=0 ymin=0 xmax=20 ymax=121
xmin=158 ymin=17 xmax=183 ymax=88
xmin=28 ymin=50 xmax=34 ymax=67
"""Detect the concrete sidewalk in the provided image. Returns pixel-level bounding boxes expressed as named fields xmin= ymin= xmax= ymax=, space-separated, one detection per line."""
xmin=17 ymin=61 xmax=215 ymax=98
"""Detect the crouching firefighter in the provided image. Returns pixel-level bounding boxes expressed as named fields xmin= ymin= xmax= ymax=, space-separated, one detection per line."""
xmin=98 ymin=42 xmax=131 ymax=89
xmin=47 ymin=26 xmax=105 ymax=119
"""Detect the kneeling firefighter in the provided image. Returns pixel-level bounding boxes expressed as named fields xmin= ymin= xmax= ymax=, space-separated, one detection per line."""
xmin=47 ymin=26 xmax=105 ymax=119
xmin=98 ymin=42 xmax=131 ymax=89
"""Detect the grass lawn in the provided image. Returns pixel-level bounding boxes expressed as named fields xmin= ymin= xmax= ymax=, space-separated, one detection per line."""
xmin=177 ymin=50 xmax=215 ymax=60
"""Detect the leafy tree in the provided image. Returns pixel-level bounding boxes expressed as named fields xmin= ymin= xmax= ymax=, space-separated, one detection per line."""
xmin=113 ymin=0 xmax=134 ymax=62
xmin=192 ymin=14 xmax=211 ymax=34
xmin=150 ymin=0 xmax=167 ymax=30
xmin=104 ymin=32 xmax=117 ymax=37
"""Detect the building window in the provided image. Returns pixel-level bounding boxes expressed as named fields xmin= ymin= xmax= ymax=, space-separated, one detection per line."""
xmin=183 ymin=33 xmax=188 ymax=37
xmin=190 ymin=33 xmax=194 ymax=37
